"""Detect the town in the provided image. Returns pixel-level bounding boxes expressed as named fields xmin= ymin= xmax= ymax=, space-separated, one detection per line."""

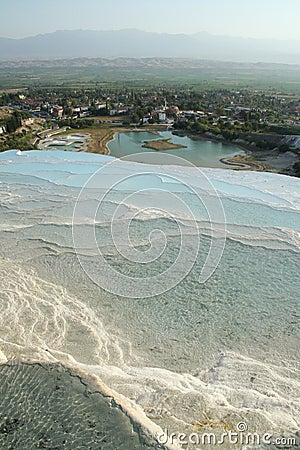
xmin=0 ymin=86 xmax=300 ymax=174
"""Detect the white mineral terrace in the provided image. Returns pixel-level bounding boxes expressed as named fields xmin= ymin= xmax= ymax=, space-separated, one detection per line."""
xmin=38 ymin=133 xmax=90 ymax=151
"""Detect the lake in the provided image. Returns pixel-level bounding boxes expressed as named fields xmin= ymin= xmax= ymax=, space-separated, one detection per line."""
xmin=108 ymin=130 xmax=244 ymax=167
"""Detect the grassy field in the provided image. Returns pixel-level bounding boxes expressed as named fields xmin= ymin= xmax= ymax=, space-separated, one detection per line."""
xmin=1 ymin=59 xmax=300 ymax=91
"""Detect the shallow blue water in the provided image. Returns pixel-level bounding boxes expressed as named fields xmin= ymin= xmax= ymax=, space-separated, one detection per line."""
xmin=108 ymin=130 xmax=245 ymax=168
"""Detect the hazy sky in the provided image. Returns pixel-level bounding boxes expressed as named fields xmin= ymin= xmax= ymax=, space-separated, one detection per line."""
xmin=1 ymin=0 xmax=300 ymax=40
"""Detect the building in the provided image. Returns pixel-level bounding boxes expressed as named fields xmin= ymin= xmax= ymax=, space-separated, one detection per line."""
xmin=158 ymin=112 xmax=166 ymax=122
xmin=52 ymin=106 xmax=64 ymax=118
xmin=109 ymin=108 xmax=128 ymax=116
xmin=95 ymin=102 xmax=107 ymax=110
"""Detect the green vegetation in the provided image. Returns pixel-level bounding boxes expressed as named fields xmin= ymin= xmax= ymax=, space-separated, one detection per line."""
xmin=57 ymin=118 xmax=95 ymax=129
xmin=267 ymin=124 xmax=300 ymax=135
xmin=0 ymin=64 xmax=298 ymax=175
xmin=0 ymin=110 xmax=22 ymax=133
xmin=1 ymin=59 xmax=300 ymax=91
xmin=0 ymin=131 xmax=35 ymax=152
xmin=293 ymin=162 xmax=300 ymax=176
xmin=0 ymin=109 xmax=37 ymax=152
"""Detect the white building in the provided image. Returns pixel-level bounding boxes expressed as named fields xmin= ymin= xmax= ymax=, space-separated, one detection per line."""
xmin=158 ymin=112 xmax=166 ymax=122
xmin=95 ymin=102 xmax=107 ymax=110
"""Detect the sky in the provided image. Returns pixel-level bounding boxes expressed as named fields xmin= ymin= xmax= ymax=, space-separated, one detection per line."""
xmin=1 ymin=0 xmax=300 ymax=41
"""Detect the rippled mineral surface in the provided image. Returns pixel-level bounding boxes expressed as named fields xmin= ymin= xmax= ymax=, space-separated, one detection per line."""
xmin=0 ymin=362 xmax=164 ymax=450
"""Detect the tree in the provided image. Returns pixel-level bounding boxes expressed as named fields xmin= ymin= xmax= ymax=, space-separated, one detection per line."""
xmin=293 ymin=162 xmax=300 ymax=176
xmin=5 ymin=111 xmax=22 ymax=133
xmin=131 ymin=114 xmax=140 ymax=124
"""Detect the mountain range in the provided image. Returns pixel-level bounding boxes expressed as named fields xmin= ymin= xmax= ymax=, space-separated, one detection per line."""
xmin=0 ymin=29 xmax=300 ymax=64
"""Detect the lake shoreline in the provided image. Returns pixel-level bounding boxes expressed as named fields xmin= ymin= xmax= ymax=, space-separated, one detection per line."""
xmin=99 ymin=127 xmax=277 ymax=172
xmin=172 ymin=129 xmax=279 ymax=172
xmin=173 ymin=129 xmax=299 ymax=174
xmin=105 ymin=127 xmax=249 ymax=169
xmin=55 ymin=125 xmax=297 ymax=175
xmin=85 ymin=126 xmax=163 ymax=155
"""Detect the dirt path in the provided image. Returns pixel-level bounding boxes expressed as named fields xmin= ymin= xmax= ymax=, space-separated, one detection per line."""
xmin=220 ymin=155 xmax=276 ymax=172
